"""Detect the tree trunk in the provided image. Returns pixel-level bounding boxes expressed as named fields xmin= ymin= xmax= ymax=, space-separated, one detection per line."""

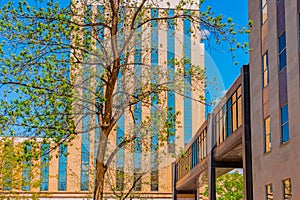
xmin=94 ymin=163 xmax=106 ymax=200
xmin=94 ymin=132 xmax=108 ymax=200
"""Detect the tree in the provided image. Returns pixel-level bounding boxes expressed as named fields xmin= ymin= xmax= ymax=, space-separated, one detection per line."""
xmin=0 ymin=0 xmax=249 ymax=199
xmin=204 ymin=170 xmax=244 ymax=200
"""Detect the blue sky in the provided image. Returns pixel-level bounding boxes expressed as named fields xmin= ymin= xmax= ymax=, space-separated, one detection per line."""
xmin=203 ymin=0 xmax=249 ymax=90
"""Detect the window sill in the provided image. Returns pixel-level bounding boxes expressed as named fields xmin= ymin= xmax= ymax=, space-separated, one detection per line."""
xmin=280 ymin=140 xmax=290 ymax=148
xmin=263 ymin=150 xmax=272 ymax=156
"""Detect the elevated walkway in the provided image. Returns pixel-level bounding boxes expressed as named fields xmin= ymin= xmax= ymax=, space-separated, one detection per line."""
xmin=172 ymin=65 xmax=253 ymax=200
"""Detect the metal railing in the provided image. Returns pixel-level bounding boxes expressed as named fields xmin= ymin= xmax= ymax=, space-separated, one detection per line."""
xmin=175 ymin=75 xmax=243 ymax=182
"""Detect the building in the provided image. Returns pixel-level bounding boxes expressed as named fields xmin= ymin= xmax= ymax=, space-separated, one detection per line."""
xmin=0 ymin=1 xmax=205 ymax=199
xmin=172 ymin=65 xmax=251 ymax=200
xmin=249 ymin=0 xmax=300 ymax=199
xmin=173 ymin=0 xmax=300 ymax=200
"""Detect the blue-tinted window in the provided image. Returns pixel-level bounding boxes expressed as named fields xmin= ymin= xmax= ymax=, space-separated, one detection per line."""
xmin=58 ymin=144 xmax=67 ymax=191
xmin=133 ymin=13 xmax=143 ymax=178
xmin=22 ymin=144 xmax=31 ymax=191
xmin=81 ymin=65 xmax=91 ymax=191
xmin=299 ymin=13 xmax=300 ymax=52
xmin=278 ymin=31 xmax=287 ymax=71
xmin=116 ymin=113 xmax=124 ymax=190
xmin=81 ymin=132 xmax=90 ymax=191
xmin=40 ymin=143 xmax=50 ymax=191
xmin=183 ymin=12 xmax=192 ymax=145
xmin=167 ymin=9 xmax=176 ymax=153
xmin=281 ymin=104 xmax=289 ymax=143
xmin=191 ymin=140 xmax=198 ymax=168
xmin=149 ymin=8 xmax=159 ymax=192
xmin=226 ymin=99 xmax=232 ymax=137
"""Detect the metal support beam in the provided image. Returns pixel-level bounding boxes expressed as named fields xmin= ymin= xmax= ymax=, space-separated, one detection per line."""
xmin=214 ymin=161 xmax=243 ymax=168
xmin=208 ymin=151 xmax=216 ymax=200
xmin=172 ymin=162 xmax=177 ymax=200
xmin=242 ymin=65 xmax=253 ymax=200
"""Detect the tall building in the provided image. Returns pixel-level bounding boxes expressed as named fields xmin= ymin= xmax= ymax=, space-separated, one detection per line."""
xmin=249 ymin=0 xmax=300 ymax=199
xmin=0 ymin=1 xmax=205 ymax=199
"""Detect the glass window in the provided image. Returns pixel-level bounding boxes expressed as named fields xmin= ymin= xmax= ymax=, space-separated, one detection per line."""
xmin=226 ymin=99 xmax=232 ymax=137
xmin=116 ymin=168 xmax=124 ymax=191
xmin=283 ymin=179 xmax=292 ymax=199
xmin=203 ymin=129 xmax=207 ymax=157
xmin=58 ymin=144 xmax=67 ymax=191
xmin=191 ymin=140 xmax=198 ymax=168
xmin=40 ymin=143 xmax=50 ymax=191
xmin=81 ymin=131 xmax=90 ymax=191
xmin=264 ymin=117 xmax=271 ymax=153
xmin=278 ymin=32 xmax=287 ymax=71
xmin=232 ymin=93 xmax=237 ymax=132
xmin=262 ymin=52 xmax=269 ymax=88
xmin=261 ymin=0 xmax=268 ymax=24
xmin=281 ymin=104 xmax=289 ymax=144
xmin=266 ymin=184 xmax=273 ymax=200
xmin=134 ymin=171 xmax=142 ymax=191
xmin=298 ymin=13 xmax=300 ymax=52
xmin=219 ymin=111 xmax=224 ymax=144
xmin=236 ymin=87 xmax=242 ymax=129
xmin=22 ymin=145 xmax=31 ymax=191
xmin=151 ymin=170 xmax=159 ymax=191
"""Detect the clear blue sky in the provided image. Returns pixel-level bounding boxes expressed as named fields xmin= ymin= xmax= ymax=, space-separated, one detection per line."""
xmin=203 ymin=0 xmax=249 ymax=90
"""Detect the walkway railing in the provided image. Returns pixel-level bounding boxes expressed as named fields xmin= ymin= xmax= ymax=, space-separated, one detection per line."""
xmin=175 ymin=74 xmax=243 ymax=183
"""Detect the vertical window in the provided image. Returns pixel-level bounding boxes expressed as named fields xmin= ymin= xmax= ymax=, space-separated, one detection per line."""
xmin=219 ymin=110 xmax=224 ymax=144
xmin=214 ymin=114 xmax=218 ymax=144
xmin=167 ymin=9 xmax=176 ymax=153
xmin=237 ymin=86 xmax=243 ymax=128
xmin=278 ymin=31 xmax=287 ymax=71
xmin=283 ymin=179 xmax=292 ymax=199
xmin=281 ymin=104 xmax=289 ymax=144
xmin=40 ymin=143 xmax=50 ymax=191
xmin=22 ymin=144 xmax=31 ymax=191
xmin=203 ymin=129 xmax=207 ymax=158
xmin=81 ymin=63 xmax=90 ymax=191
xmin=116 ymin=114 xmax=125 ymax=191
xmin=298 ymin=13 xmax=300 ymax=52
xmin=58 ymin=144 xmax=67 ymax=191
xmin=266 ymin=184 xmax=273 ymax=200
xmin=261 ymin=0 xmax=268 ymax=24
xmin=184 ymin=11 xmax=192 ymax=145
xmin=191 ymin=140 xmax=198 ymax=168
xmin=116 ymin=168 xmax=124 ymax=191
xmin=199 ymin=133 xmax=203 ymax=160
xmin=264 ymin=117 xmax=271 ymax=153
xmin=81 ymin=132 xmax=90 ymax=191
xmin=222 ymin=106 xmax=227 ymax=140
xmin=232 ymin=93 xmax=237 ymax=132
xmin=226 ymin=99 xmax=232 ymax=137
xmin=150 ymin=170 xmax=158 ymax=191
xmin=262 ymin=52 xmax=269 ymax=88
xmin=133 ymin=171 xmax=142 ymax=191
